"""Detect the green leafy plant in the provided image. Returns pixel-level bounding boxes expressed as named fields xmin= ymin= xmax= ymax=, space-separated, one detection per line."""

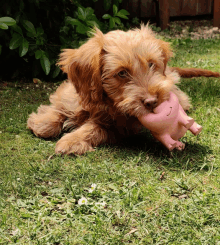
xmin=65 ymin=6 xmax=101 ymax=36
xmin=0 ymin=17 xmax=16 ymax=30
xmin=8 ymin=20 xmax=54 ymax=76
xmin=0 ymin=17 xmax=16 ymax=55
xmin=102 ymin=4 xmax=129 ymax=29
xmin=0 ymin=0 xmax=131 ymax=80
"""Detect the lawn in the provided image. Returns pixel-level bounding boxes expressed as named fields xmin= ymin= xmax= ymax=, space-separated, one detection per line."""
xmin=0 ymin=37 xmax=220 ymax=244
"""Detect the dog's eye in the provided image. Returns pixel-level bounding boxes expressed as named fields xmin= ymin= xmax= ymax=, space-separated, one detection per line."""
xmin=148 ymin=62 xmax=154 ymax=68
xmin=118 ymin=70 xmax=128 ymax=78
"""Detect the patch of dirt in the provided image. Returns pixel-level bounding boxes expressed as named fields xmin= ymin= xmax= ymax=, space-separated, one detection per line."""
xmin=0 ymin=80 xmax=61 ymax=91
xmin=160 ymin=19 xmax=220 ymax=39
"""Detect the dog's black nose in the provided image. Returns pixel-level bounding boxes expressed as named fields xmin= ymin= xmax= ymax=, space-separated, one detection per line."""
xmin=143 ymin=98 xmax=158 ymax=111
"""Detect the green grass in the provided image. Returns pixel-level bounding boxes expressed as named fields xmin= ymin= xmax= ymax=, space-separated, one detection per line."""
xmin=0 ymin=38 xmax=220 ymax=244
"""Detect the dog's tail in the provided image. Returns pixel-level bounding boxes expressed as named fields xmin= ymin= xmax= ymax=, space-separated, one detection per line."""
xmin=170 ymin=67 xmax=220 ymax=78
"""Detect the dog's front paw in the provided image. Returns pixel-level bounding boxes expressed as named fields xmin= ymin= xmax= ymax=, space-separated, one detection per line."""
xmin=55 ymin=135 xmax=95 ymax=155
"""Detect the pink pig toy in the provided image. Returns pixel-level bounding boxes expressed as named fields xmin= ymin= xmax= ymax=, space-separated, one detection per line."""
xmin=139 ymin=92 xmax=202 ymax=151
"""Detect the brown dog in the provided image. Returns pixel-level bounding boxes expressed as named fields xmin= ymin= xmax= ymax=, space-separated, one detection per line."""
xmin=27 ymin=25 xmax=220 ymax=154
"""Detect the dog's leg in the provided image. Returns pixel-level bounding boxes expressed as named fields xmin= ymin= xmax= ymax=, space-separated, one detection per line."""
xmin=27 ymin=105 xmax=65 ymax=138
xmin=55 ymin=121 xmax=108 ymax=155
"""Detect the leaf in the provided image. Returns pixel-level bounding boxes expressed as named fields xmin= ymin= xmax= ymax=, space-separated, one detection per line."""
xmin=113 ymin=5 xmax=118 ymax=16
xmin=109 ymin=17 xmax=115 ymax=29
xmin=78 ymin=7 xmax=86 ymax=21
xmin=79 ymin=7 xmax=94 ymax=21
xmin=19 ymin=38 xmax=29 ymax=57
xmin=114 ymin=17 xmax=121 ymax=25
xmin=36 ymin=27 xmax=44 ymax=36
xmin=0 ymin=17 xmax=16 ymax=26
xmin=0 ymin=45 xmax=2 ymax=54
xmin=76 ymin=22 xmax=89 ymax=34
xmin=78 ymin=15 xmax=85 ymax=22
xmin=52 ymin=66 xmax=60 ymax=78
xmin=102 ymin=14 xmax=111 ymax=20
xmin=40 ymin=53 xmax=51 ymax=75
xmin=0 ymin=23 xmax=8 ymax=30
xmin=36 ymin=36 xmax=45 ymax=45
xmin=85 ymin=7 xmax=94 ymax=17
xmin=35 ymin=50 xmax=43 ymax=59
xmin=117 ymin=9 xmax=130 ymax=16
xmin=60 ymin=26 xmax=69 ymax=34
xmin=23 ymin=20 xmax=36 ymax=36
xmin=9 ymin=33 xmax=23 ymax=50
xmin=11 ymin=24 xmax=23 ymax=35
xmin=116 ymin=13 xmax=128 ymax=20
xmin=86 ymin=20 xmax=99 ymax=28
xmin=116 ymin=9 xmax=129 ymax=19
xmin=66 ymin=17 xmax=81 ymax=26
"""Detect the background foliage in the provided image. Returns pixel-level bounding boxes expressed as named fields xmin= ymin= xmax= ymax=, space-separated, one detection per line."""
xmin=0 ymin=0 xmax=130 ymax=80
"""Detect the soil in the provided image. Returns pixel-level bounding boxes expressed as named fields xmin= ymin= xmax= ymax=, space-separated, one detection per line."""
xmin=159 ymin=19 xmax=220 ymax=39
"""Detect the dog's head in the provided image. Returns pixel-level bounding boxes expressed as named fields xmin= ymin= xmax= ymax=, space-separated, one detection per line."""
xmin=58 ymin=25 xmax=180 ymax=117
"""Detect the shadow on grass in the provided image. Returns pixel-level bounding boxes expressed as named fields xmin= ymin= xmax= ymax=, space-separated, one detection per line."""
xmin=26 ymin=123 xmax=212 ymax=172
xmin=99 ymin=131 xmax=211 ymax=171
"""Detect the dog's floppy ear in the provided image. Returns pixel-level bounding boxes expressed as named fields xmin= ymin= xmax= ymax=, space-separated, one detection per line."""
xmin=140 ymin=25 xmax=173 ymax=75
xmin=157 ymin=40 xmax=173 ymax=74
xmin=58 ymin=49 xmax=76 ymax=74
xmin=58 ymin=28 xmax=104 ymax=110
